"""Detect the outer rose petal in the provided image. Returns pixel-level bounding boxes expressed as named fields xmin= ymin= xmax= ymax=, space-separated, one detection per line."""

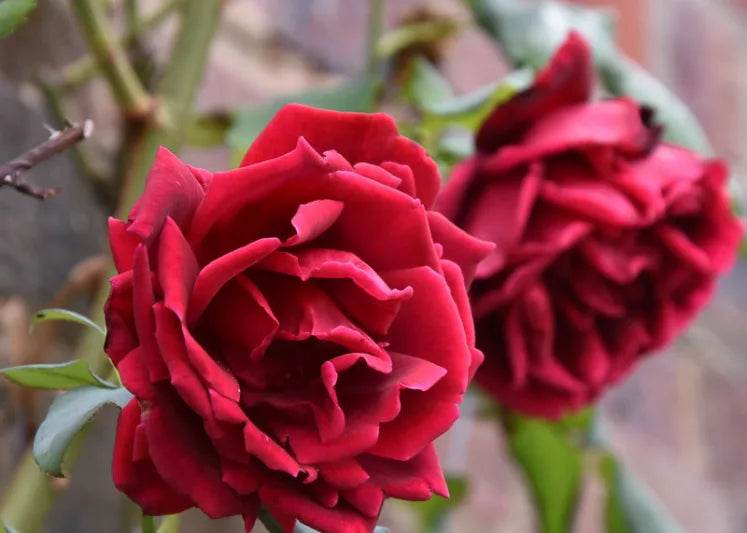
xmin=476 ymin=31 xmax=593 ymax=153
xmin=112 ymin=400 xmax=192 ymax=515
xmin=128 ymin=147 xmax=205 ymax=242
xmin=144 ymin=387 xmax=250 ymax=519
xmin=108 ymin=218 xmax=140 ymax=273
xmin=189 ymin=137 xmax=327 ymax=246
xmin=241 ymin=104 xmax=441 ymax=207
xmin=486 ymin=99 xmax=657 ymax=173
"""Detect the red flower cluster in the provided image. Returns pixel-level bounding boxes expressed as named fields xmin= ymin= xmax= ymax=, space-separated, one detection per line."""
xmin=438 ymin=33 xmax=742 ymax=418
xmin=105 ymin=105 xmax=489 ymax=532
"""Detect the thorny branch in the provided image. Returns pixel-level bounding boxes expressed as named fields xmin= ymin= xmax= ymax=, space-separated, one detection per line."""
xmin=0 ymin=119 xmax=94 ymax=200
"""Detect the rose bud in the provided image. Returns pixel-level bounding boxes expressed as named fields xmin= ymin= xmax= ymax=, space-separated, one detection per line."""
xmin=105 ymin=104 xmax=491 ymax=532
xmin=437 ymin=32 xmax=742 ymax=419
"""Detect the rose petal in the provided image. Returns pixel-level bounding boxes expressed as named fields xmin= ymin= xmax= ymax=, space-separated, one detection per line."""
xmin=318 ymin=459 xmax=370 ymax=490
xmin=144 ymin=387 xmax=249 ymax=519
xmin=476 ymin=32 xmax=593 ymax=153
xmin=341 ymin=483 xmax=384 ymax=517
xmin=203 ymin=276 xmax=279 ymax=361
xmin=128 ymin=147 xmax=205 ymax=242
xmin=158 ymin=217 xmax=199 ymax=320
xmin=487 ymin=98 xmax=655 ymax=173
xmin=104 ymin=272 xmax=137 ymax=365
xmin=352 ymin=162 xmax=402 ymax=189
xmin=153 ymin=303 xmax=211 ymax=418
xmin=241 ymin=104 xmax=440 ymax=207
xmin=258 ymin=248 xmax=412 ymax=336
xmin=383 ymin=266 xmax=471 ymax=400
xmin=189 ymin=137 xmax=326 ymax=246
xmin=188 ymin=237 xmax=281 ymax=324
xmin=112 ymin=400 xmax=193 ymax=515
xmin=359 ymin=442 xmax=448 ymax=500
xmin=440 ymin=259 xmax=484 ymax=380
xmin=117 ymin=347 xmax=155 ymax=399
xmin=109 ymin=218 xmax=141 ymax=272
xmin=285 ymin=199 xmax=345 ymax=247
xmin=259 ymin=479 xmax=377 ymax=533
xmin=132 ymin=244 xmax=169 ymax=381
xmin=427 ymin=211 xmax=494 ymax=285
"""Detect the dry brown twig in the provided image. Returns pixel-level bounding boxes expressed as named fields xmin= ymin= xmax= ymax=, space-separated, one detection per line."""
xmin=0 ymin=119 xmax=94 ymax=200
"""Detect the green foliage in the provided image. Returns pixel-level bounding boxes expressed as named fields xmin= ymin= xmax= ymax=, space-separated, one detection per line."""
xmin=184 ymin=112 xmax=232 ymax=148
xmin=33 ymin=308 xmax=106 ymax=335
xmin=227 ymin=77 xmax=380 ymax=164
xmin=402 ymin=56 xmax=530 ymax=178
xmin=33 ymin=386 xmax=133 ymax=477
xmin=406 ymin=58 xmax=455 ymax=111
xmin=155 ymin=515 xmax=181 ymax=533
xmin=0 ymin=0 xmax=36 ymax=39
xmin=600 ymin=455 xmax=685 ymax=533
xmin=469 ymin=0 xmax=617 ymax=73
xmin=376 ymin=19 xmax=459 ymax=60
xmin=0 ymin=360 xmax=116 ymax=390
xmin=467 ymin=0 xmax=713 ymax=155
xmin=141 ymin=514 xmax=156 ymax=533
xmin=601 ymin=456 xmax=634 ymax=533
xmin=407 ymin=58 xmax=531 ymax=131
xmin=506 ymin=414 xmax=584 ymax=533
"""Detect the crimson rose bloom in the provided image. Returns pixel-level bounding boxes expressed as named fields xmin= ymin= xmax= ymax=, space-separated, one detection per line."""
xmin=437 ymin=33 xmax=742 ymax=418
xmin=105 ymin=104 xmax=490 ymax=532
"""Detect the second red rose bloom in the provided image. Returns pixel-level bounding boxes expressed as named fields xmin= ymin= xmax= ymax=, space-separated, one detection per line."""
xmin=437 ymin=33 xmax=743 ymax=418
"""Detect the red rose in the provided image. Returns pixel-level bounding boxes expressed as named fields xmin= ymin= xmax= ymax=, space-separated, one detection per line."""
xmin=105 ymin=105 xmax=490 ymax=532
xmin=437 ymin=33 xmax=742 ymax=418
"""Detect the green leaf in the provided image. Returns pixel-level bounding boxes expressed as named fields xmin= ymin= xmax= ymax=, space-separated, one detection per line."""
xmin=406 ymin=57 xmax=455 ymax=111
xmin=601 ymin=455 xmax=684 ymax=533
xmin=34 ymin=386 xmax=133 ymax=477
xmin=33 ymin=308 xmax=105 ymax=336
xmin=469 ymin=0 xmax=618 ymax=71
xmin=438 ymin=128 xmax=474 ymax=160
xmin=227 ymin=77 xmax=380 ymax=163
xmin=468 ymin=0 xmax=713 ymax=155
xmin=0 ymin=0 xmax=36 ymax=39
xmin=601 ymin=456 xmax=634 ymax=533
xmin=506 ymin=415 xmax=583 ymax=533
xmin=0 ymin=520 xmax=19 ymax=533
xmin=419 ymin=68 xmax=532 ymax=133
xmin=0 ymin=360 xmax=116 ymax=390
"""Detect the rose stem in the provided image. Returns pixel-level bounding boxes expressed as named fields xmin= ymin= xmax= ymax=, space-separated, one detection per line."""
xmin=140 ymin=514 xmax=156 ymax=533
xmin=0 ymin=120 xmax=94 ymax=200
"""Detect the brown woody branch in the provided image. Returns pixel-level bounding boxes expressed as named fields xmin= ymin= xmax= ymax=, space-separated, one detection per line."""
xmin=0 ymin=119 xmax=94 ymax=200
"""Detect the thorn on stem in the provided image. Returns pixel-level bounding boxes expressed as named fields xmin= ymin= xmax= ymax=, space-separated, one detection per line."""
xmin=0 ymin=118 xmax=93 ymax=200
